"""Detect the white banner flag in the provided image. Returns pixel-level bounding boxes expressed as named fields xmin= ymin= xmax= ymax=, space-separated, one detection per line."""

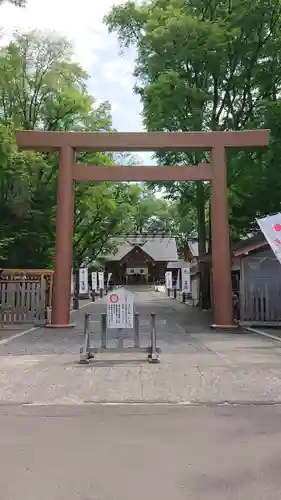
xmin=71 ymin=268 xmax=74 ymax=294
xmin=79 ymin=267 xmax=88 ymax=294
xmin=165 ymin=271 xmax=172 ymax=289
xmin=98 ymin=271 xmax=104 ymax=289
xmin=91 ymin=272 xmax=97 ymax=291
xmin=176 ymin=269 xmax=180 ymax=290
xmin=257 ymin=213 xmax=281 ymax=264
xmin=181 ymin=267 xmax=191 ymax=292
xmin=107 ymin=272 xmax=112 ymax=287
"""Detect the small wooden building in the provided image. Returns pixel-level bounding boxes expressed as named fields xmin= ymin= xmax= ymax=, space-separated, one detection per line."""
xmin=182 ymin=233 xmax=281 ymax=323
xmin=232 ymin=234 xmax=281 ymax=325
xmin=104 ymin=235 xmax=178 ymax=285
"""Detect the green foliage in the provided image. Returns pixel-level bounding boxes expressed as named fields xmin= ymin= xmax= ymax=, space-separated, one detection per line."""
xmin=0 ymin=30 xmax=182 ymax=270
xmin=0 ymin=31 xmax=109 ymax=132
xmin=0 ymin=122 xmax=54 ymax=267
xmin=105 ymin=0 xmax=281 ymax=243
xmin=0 ymin=0 xmax=26 ymax=6
xmin=128 ymin=185 xmax=195 ymax=242
xmin=73 ymin=182 xmax=141 ymax=267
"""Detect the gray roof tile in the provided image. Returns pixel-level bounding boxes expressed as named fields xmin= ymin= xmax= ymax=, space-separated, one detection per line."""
xmin=106 ymin=236 xmax=178 ymax=262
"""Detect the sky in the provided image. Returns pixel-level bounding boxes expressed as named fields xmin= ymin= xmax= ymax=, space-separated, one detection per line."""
xmin=0 ymin=0 xmax=155 ymax=163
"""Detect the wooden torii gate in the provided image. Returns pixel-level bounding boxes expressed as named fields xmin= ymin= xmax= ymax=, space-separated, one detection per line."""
xmin=16 ymin=129 xmax=269 ymax=328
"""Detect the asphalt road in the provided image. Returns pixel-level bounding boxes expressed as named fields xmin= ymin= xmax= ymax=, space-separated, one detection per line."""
xmin=1 ymin=403 xmax=281 ymax=500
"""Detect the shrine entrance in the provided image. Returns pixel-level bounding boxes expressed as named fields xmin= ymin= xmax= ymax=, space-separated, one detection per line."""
xmin=16 ymin=129 xmax=269 ymax=328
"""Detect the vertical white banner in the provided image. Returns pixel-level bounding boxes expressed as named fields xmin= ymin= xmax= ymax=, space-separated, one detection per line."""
xmin=98 ymin=271 xmax=104 ymax=289
xmin=91 ymin=272 xmax=97 ymax=291
xmin=79 ymin=267 xmax=88 ymax=294
xmin=71 ymin=268 xmax=74 ymax=294
xmin=176 ymin=269 xmax=180 ymax=289
xmin=165 ymin=271 xmax=172 ymax=289
xmin=257 ymin=213 xmax=281 ymax=264
xmin=107 ymin=272 xmax=112 ymax=287
xmin=181 ymin=267 xmax=190 ymax=292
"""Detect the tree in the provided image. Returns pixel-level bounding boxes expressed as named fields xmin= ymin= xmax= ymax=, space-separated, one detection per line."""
xmin=126 ymin=185 xmax=195 ymax=239
xmin=73 ymin=182 xmax=140 ymax=268
xmin=0 ymin=122 xmax=141 ymax=268
xmin=0 ymin=31 xmax=111 ymax=132
xmin=104 ymin=0 xmax=281 ymax=305
xmin=0 ymin=122 xmax=53 ymax=267
xmin=0 ymin=31 xmax=140 ymax=269
xmin=0 ymin=0 xmax=26 ymax=6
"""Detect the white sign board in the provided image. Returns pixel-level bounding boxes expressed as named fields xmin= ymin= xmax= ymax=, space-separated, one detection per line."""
xmin=79 ymin=267 xmax=88 ymax=294
xmin=165 ymin=271 xmax=172 ymax=289
xmin=257 ymin=213 xmax=281 ymax=264
xmin=98 ymin=271 xmax=104 ymax=289
xmin=181 ymin=267 xmax=191 ymax=292
xmin=91 ymin=272 xmax=97 ymax=291
xmin=107 ymin=288 xmax=134 ymax=329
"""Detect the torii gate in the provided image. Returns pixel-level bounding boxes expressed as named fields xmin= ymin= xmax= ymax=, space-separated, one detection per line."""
xmin=16 ymin=129 xmax=269 ymax=328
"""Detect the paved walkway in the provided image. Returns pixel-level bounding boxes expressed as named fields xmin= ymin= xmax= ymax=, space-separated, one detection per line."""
xmin=1 ymin=288 xmax=281 ymax=404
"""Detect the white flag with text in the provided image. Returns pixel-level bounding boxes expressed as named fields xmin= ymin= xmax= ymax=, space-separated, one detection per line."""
xmin=257 ymin=213 xmax=281 ymax=264
xmin=79 ymin=267 xmax=89 ymax=294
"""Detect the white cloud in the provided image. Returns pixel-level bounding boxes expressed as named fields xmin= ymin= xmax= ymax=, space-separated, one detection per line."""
xmin=102 ymin=58 xmax=135 ymax=89
xmin=0 ymin=0 xmax=125 ymax=71
xmin=0 ymin=0 xmax=154 ymax=163
xmin=0 ymin=0 xmax=142 ymax=128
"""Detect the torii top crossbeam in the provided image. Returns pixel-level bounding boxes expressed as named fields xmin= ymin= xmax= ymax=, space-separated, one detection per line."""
xmin=16 ymin=129 xmax=269 ymax=152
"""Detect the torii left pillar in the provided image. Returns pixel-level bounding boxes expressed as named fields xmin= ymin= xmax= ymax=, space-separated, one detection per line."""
xmin=47 ymin=146 xmax=75 ymax=327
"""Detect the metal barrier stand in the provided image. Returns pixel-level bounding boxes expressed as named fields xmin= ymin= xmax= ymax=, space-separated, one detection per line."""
xmin=148 ymin=312 xmax=160 ymax=363
xmin=79 ymin=311 xmax=160 ymax=364
xmin=80 ymin=313 xmax=94 ymax=363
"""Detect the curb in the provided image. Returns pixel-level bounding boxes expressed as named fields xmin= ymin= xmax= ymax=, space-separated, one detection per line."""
xmin=246 ymin=326 xmax=281 ymax=344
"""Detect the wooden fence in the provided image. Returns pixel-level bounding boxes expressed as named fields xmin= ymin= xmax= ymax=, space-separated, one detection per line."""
xmin=0 ymin=280 xmax=46 ymax=326
xmin=0 ymin=269 xmax=53 ymax=308
xmin=239 ymin=252 xmax=281 ymax=326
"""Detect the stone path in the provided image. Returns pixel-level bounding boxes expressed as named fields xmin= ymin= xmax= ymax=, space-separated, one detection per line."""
xmin=1 ymin=288 xmax=281 ymax=404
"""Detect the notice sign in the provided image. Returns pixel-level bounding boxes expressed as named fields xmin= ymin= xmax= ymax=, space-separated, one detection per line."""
xmin=107 ymin=287 xmax=134 ymax=329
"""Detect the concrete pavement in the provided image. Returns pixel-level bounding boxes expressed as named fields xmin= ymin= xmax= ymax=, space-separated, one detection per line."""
xmin=0 ymin=288 xmax=281 ymax=404
xmin=1 ymin=404 xmax=281 ymax=500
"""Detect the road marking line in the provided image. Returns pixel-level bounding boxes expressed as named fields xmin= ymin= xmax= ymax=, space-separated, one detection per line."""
xmin=246 ymin=326 xmax=281 ymax=343
xmin=70 ymin=300 xmax=93 ymax=313
xmin=0 ymin=327 xmax=38 ymax=346
xmin=0 ymin=300 xmax=97 ymax=345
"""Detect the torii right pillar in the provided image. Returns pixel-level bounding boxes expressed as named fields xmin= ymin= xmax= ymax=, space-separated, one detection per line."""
xmin=210 ymin=130 xmax=269 ymax=328
xmin=210 ymin=145 xmax=233 ymax=328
